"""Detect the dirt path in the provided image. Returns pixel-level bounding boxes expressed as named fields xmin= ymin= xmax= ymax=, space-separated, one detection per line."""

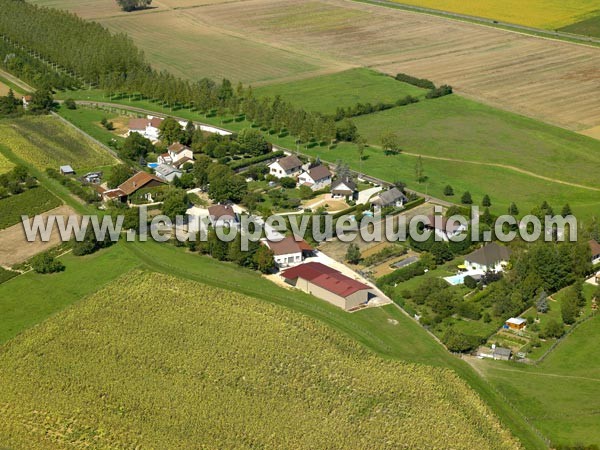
xmin=0 ymin=205 xmax=77 ymax=268
xmin=0 ymin=69 xmax=34 ymax=93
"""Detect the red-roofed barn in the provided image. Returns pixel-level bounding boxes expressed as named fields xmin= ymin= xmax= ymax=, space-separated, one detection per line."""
xmin=282 ymin=262 xmax=374 ymax=310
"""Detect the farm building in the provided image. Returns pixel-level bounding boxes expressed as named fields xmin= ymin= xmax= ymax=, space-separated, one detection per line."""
xmin=281 ymin=262 xmax=375 ymax=310
xmin=464 ymin=242 xmax=511 ymax=273
xmin=59 ymin=165 xmax=75 ymax=175
xmin=263 ymin=236 xmax=313 ymax=268
xmin=505 ymin=317 xmax=527 ymax=331
xmin=424 ymin=214 xmax=468 ymax=241
xmin=268 ymin=155 xmax=303 ymax=179
xmin=331 ymin=178 xmax=358 ymax=200
xmin=297 ymin=165 xmax=332 ymax=191
xmin=589 ymin=240 xmax=600 ymax=265
xmin=370 ymin=187 xmax=408 ymax=210
xmin=208 ymin=204 xmax=238 ymax=228
xmin=493 ymin=347 xmax=512 ymax=361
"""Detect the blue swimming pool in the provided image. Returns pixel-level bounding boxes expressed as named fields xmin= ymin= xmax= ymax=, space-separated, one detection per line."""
xmin=147 ymin=162 xmax=159 ymax=169
xmin=444 ymin=274 xmax=467 ymax=286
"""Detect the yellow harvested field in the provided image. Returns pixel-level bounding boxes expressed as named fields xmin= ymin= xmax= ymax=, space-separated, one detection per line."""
xmin=194 ymin=0 xmax=600 ymax=131
xmin=391 ymin=0 xmax=600 ymax=29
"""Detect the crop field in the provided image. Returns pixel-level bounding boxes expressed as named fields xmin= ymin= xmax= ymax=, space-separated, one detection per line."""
xmin=387 ymin=0 xmax=600 ymax=30
xmin=254 ymin=68 xmax=425 ymax=113
xmin=475 ymin=315 xmax=600 ymax=447
xmin=98 ymin=10 xmax=342 ymax=85
xmin=560 ymin=14 xmax=600 ymax=38
xmin=0 ymin=116 xmax=117 ymax=171
xmin=0 ymin=269 xmax=518 ymax=449
xmin=0 ymin=187 xmax=62 ymax=230
xmin=352 ymin=95 xmax=600 ymax=189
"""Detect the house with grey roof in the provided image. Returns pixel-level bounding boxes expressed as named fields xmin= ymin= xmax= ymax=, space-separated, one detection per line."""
xmin=297 ymin=165 xmax=332 ymax=191
xmin=464 ymin=242 xmax=511 ymax=273
xmin=370 ymin=187 xmax=408 ymax=210
xmin=331 ymin=178 xmax=358 ymax=200
xmin=268 ymin=155 xmax=303 ymax=179
xmin=154 ymin=163 xmax=182 ymax=183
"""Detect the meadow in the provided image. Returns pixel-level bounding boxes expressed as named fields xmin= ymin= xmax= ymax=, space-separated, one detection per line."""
xmin=386 ymin=0 xmax=600 ymax=29
xmin=0 ymin=186 xmax=62 ymax=230
xmin=254 ymin=68 xmax=425 ymax=114
xmin=0 ymin=269 xmax=519 ymax=449
xmin=0 ymin=152 xmax=14 ymax=174
xmin=0 ymin=116 xmax=118 ymax=172
xmin=560 ymin=14 xmax=600 ymax=38
xmin=477 ymin=314 xmax=600 ymax=447
xmin=352 ymin=95 xmax=600 ymax=189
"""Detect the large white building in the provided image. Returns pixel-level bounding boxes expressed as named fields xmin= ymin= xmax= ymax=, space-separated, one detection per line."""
xmin=128 ymin=117 xmax=164 ymax=141
xmin=464 ymin=242 xmax=512 ymax=273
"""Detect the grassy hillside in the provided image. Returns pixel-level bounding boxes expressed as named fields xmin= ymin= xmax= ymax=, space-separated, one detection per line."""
xmin=254 ymin=68 xmax=425 ymax=114
xmin=0 ymin=186 xmax=62 ymax=230
xmin=477 ymin=314 xmax=600 ymax=447
xmin=0 ymin=269 xmax=519 ymax=449
xmin=387 ymin=0 xmax=600 ymax=29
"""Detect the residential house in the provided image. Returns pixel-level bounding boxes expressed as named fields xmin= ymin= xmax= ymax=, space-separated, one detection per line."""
xmin=208 ymin=204 xmax=239 ymax=228
xmin=424 ymin=214 xmax=468 ymax=241
xmin=589 ymin=239 xmax=600 ymax=265
xmin=505 ymin=317 xmax=527 ymax=331
xmin=159 ymin=142 xmax=194 ymax=166
xmin=370 ymin=187 xmax=408 ymax=211
xmin=264 ymin=236 xmax=313 ymax=268
xmin=297 ymin=165 xmax=332 ymax=191
xmin=331 ymin=178 xmax=358 ymax=200
xmin=128 ymin=116 xmax=164 ymax=141
xmin=101 ymin=171 xmax=165 ymax=203
xmin=281 ymin=262 xmax=375 ymax=311
xmin=268 ymin=155 xmax=303 ymax=179
xmin=59 ymin=165 xmax=75 ymax=175
xmin=464 ymin=242 xmax=511 ymax=273
xmin=154 ymin=163 xmax=182 ymax=183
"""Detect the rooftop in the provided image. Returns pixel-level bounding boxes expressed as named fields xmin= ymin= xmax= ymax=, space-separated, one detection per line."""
xmin=506 ymin=317 xmax=527 ymax=325
xmin=371 ymin=187 xmax=407 ymax=206
xmin=331 ymin=178 xmax=357 ymax=192
xmin=465 ymin=242 xmax=511 ymax=267
xmin=307 ymin=165 xmax=331 ymax=181
xmin=282 ymin=262 xmax=371 ymax=298
xmin=265 ymin=236 xmax=313 ymax=256
xmin=208 ymin=204 xmax=236 ymax=220
xmin=589 ymin=239 xmax=600 ymax=256
xmin=118 ymin=171 xmax=165 ymax=196
xmin=273 ymin=155 xmax=302 ymax=171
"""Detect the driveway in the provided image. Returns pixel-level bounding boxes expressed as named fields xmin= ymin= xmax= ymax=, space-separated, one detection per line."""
xmin=357 ymin=186 xmax=382 ymax=205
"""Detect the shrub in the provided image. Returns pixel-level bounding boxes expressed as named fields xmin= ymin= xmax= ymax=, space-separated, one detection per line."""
xmin=30 ymin=253 xmax=65 ymax=274
xmin=64 ymin=98 xmax=77 ymax=110
xmin=395 ymin=73 xmax=436 ymax=90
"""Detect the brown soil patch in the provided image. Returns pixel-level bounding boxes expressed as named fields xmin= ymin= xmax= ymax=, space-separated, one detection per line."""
xmin=0 ymin=205 xmax=77 ymax=268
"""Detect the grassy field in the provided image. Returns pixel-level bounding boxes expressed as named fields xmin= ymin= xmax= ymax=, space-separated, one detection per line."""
xmin=387 ymin=0 xmax=600 ymax=29
xmin=0 ymin=186 xmax=62 ymax=230
xmin=0 ymin=240 xmax=550 ymax=448
xmin=560 ymin=14 xmax=600 ymax=38
xmin=0 ymin=152 xmax=15 ymax=174
xmin=0 ymin=115 xmax=117 ymax=172
xmin=56 ymin=105 xmax=128 ymax=146
xmin=476 ymin=314 xmax=600 ymax=447
xmin=352 ymin=95 xmax=600 ymax=189
xmin=0 ymin=269 xmax=519 ymax=449
xmin=254 ymin=68 xmax=425 ymax=114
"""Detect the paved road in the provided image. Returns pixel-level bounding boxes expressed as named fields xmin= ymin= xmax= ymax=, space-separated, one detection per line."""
xmin=358 ymin=0 xmax=600 ymax=46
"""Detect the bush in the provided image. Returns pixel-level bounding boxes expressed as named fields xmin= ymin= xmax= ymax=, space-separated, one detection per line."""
xmin=426 ymin=85 xmax=453 ymax=99
xmin=30 ymin=253 xmax=65 ymax=274
xmin=395 ymin=73 xmax=436 ymax=90
xmin=464 ymin=275 xmax=478 ymax=289
xmin=64 ymin=98 xmax=77 ymax=110
xmin=279 ymin=177 xmax=296 ymax=189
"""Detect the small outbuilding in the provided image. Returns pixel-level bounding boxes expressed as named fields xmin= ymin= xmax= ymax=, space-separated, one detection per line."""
xmin=505 ymin=317 xmax=527 ymax=331
xmin=59 ymin=165 xmax=75 ymax=175
xmin=493 ymin=347 xmax=512 ymax=361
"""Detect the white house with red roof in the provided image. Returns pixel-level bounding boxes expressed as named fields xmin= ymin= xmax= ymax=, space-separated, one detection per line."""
xmin=157 ymin=142 xmax=194 ymax=167
xmin=263 ymin=236 xmax=313 ymax=268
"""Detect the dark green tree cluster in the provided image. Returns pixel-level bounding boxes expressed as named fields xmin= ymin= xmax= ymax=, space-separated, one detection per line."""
xmin=116 ymin=0 xmax=152 ymax=12
xmin=0 ymin=88 xmax=21 ymax=117
xmin=334 ymin=95 xmax=418 ymax=120
xmin=0 ymin=164 xmax=35 ymax=198
xmin=30 ymin=252 xmax=65 ymax=274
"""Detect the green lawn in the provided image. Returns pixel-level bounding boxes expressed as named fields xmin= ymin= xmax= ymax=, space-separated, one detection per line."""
xmin=254 ymin=68 xmax=425 ymax=114
xmin=352 ymin=95 xmax=600 ymax=189
xmin=0 ymin=186 xmax=62 ymax=229
xmin=56 ymin=105 xmax=127 ymax=148
xmin=478 ymin=315 xmax=600 ymax=447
